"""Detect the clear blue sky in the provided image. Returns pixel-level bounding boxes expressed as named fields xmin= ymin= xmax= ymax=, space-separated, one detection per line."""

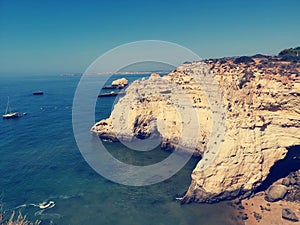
xmin=0 ymin=0 xmax=299 ymax=75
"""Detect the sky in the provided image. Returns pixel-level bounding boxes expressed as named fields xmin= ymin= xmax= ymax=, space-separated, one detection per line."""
xmin=0 ymin=0 xmax=299 ymax=75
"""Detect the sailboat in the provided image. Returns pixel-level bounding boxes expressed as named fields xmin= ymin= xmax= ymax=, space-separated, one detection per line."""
xmin=2 ymin=96 xmax=22 ymax=119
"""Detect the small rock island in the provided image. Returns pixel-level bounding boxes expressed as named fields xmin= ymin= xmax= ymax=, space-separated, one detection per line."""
xmin=102 ymin=78 xmax=129 ymax=89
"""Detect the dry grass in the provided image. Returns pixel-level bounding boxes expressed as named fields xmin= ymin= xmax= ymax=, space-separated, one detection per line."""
xmin=0 ymin=211 xmax=40 ymax=225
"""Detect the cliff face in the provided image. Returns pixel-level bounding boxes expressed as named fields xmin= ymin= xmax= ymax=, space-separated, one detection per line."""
xmin=91 ymin=57 xmax=300 ymax=202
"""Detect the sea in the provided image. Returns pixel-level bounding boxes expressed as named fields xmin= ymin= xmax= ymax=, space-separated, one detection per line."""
xmin=0 ymin=74 xmax=242 ymax=225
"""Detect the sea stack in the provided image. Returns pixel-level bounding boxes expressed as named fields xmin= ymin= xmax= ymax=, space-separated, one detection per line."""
xmin=111 ymin=78 xmax=128 ymax=87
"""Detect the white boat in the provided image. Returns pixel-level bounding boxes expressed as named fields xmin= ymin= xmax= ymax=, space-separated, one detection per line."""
xmin=38 ymin=201 xmax=55 ymax=209
xmin=2 ymin=97 xmax=22 ymax=119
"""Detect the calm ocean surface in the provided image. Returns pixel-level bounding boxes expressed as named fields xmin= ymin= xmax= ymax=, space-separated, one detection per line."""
xmin=0 ymin=75 xmax=241 ymax=225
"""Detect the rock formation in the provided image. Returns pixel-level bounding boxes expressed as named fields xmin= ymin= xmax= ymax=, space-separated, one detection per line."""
xmin=91 ymin=56 xmax=300 ymax=203
xmin=111 ymin=78 xmax=128 ymax=87
xmin=265 ymin=185 xmax=288 ymax=202
xmin=282 ymin=208 xmax=299 ymax=222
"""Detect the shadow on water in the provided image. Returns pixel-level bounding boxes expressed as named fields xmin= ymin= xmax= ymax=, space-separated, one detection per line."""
xmin=255 ymin=145 xmax=300 ymax=192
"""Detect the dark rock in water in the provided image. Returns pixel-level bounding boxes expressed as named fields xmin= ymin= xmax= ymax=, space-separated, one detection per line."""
xmin=265 ymin=184 xmax=288 ymax=202
xmin=282 ymin=208 xmax=299 ymax=222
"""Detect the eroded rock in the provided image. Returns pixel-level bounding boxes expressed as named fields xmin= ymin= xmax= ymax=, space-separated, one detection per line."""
xmin=91 ymin=58 xmax=300 ymax=203
xmin=112 ymin=78 xmax=128 ymax=87
xmin=265 ymin=185 xmax=288 ymax=202
xmin=282 ymin=208 xmax=299 ymax=222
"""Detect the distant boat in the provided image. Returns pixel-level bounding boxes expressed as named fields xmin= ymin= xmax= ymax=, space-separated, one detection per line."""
xmin=33 ymin=91 xmax=44 ymax=95
xmin=3 ymin=96 xmax=22 ymax=119
xmin=102 ymin=85 xmax=126 ymax=90
xmin=98 ymin=91 xmax=125 ymax=97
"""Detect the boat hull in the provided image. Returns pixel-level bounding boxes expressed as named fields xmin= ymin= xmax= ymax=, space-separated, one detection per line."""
xmin=3 ymin=112 xmax=22 ymax=119
xmin=33 ymin=91 xmax=44 ymax=95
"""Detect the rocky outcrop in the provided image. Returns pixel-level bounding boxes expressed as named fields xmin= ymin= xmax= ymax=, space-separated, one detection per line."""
xmin=91 ymin=69 xmax=219 ymax=157
xmin=265 ymin=185 xmax=288 ymax=202
xmin=111 ymin=78 xmax=128 ymax=87
xmin=283 ymin=170 xmax=300 ymax=202
xmin=282 ymin=208 xmax=299 ymax=222
xmin=91 ymin=57 xmax=300 ymax=203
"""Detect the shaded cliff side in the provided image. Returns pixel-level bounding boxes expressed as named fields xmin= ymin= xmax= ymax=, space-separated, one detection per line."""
xmin=91 ymin=55 xmax=300 ymax=203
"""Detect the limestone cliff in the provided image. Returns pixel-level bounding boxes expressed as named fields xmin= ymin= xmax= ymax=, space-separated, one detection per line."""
xmin=91 ymin=56 xmax=300 ymax=203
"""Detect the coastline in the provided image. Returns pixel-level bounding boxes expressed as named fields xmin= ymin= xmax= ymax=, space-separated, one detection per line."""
xmin=241 ymin=195 xmax=300 ymax=225
xmin=91 ymin=53 xmax=300 ymax=207
xmin=62 ymin=71 xmax=169 ymax=76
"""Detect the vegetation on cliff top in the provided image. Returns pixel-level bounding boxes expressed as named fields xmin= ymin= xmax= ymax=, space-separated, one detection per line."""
xmin=233 ymin=56 xmax=255 ymax=64
xmin=278 ymin=47 xmax=300 ymax=62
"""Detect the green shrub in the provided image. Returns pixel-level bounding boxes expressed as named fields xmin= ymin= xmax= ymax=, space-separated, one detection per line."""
xmin=233 ymin=56 xmax=255 ymax=64
xmin=278 ymin=47 xmax=300 ymax=62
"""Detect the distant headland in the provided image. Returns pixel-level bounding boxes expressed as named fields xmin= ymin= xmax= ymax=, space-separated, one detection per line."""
xmin=62 ymin=71 xmax=169 ymax=76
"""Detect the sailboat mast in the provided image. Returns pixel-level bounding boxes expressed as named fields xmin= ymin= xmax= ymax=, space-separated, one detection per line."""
xmin=5 ymin=96 xmax=11 ymax=114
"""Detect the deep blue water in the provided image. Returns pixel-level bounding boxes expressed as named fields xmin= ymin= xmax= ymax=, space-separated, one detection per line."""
xmin=0 ymin=75 xmax=241 ymax=225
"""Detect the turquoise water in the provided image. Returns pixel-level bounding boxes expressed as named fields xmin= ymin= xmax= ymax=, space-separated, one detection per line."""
xmin=0 ymin=75 xmax=242 ymax=225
